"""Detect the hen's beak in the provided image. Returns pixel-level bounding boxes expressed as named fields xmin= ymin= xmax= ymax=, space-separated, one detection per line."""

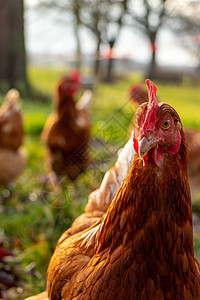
xmin=138 ymin=137 xmax=156 ymax=158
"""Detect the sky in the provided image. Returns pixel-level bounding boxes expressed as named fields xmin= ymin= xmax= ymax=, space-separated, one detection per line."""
xmin=24 ymin=0 xmax=198 ymax=68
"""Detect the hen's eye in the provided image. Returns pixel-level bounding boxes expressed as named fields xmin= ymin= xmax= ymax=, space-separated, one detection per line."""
xmin=161 ymin=119 xmax=170 ymax=130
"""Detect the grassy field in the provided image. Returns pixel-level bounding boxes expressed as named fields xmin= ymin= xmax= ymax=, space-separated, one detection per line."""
xmin=1 ymin=68 xmax=200 ymax=298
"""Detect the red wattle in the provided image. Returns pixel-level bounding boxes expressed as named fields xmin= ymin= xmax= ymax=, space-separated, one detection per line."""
xmin=133 ymin=135 xmax=139 ymax=154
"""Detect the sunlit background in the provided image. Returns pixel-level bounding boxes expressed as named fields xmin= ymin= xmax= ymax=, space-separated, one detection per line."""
xmin=0 ymin=0 xmax=200 ymax=299
xmin=25 ymin=0 xmax=199 ymax=68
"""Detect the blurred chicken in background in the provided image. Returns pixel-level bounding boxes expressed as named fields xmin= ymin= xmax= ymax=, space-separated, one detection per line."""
xmin=41 ymin=71 xmax=92 ymax=188
xmin=0 ymin=89 xmax=27 ymax=185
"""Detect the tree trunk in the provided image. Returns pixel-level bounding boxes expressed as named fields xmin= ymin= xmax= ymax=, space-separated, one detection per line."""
xmin=94 ymin=38 xmax=101 ymax=77
xmin=0 ymin=0 xmax=28 ymax=90
xmin=104 ymin=39 xmax=115 ymax=82
xmin=147 ymin=32 xmax=157 ymax=79
xmin=148 ymin=48 xmax=157 ymax=79
xmin=73 ymin=0 xmax=81 ymax=71
xmin=74 ymin=23 xmax=81 ymax=71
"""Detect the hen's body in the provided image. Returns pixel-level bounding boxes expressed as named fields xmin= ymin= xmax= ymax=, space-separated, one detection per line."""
xmin=0 ymin=89 xmax=27 ymax=185
xmin=41 ymin=74 xmax=91 ymax=182
xmin=47 ymin=81 xmax=200 ymax=300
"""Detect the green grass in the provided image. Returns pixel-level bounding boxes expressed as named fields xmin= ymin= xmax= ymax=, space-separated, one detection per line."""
xmin=1 ymin=68 xmax=200 ymax=298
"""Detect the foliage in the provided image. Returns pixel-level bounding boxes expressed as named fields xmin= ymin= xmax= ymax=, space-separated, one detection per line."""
xmin=0 ymin=68 xmax=200 ymax=298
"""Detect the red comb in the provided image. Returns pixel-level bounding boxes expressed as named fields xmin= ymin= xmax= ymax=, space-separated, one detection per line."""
xmin=70 ymin=70 xmax=81 ymax=85
xmin=140 ymin=79 xmax=159 ymax=134
xmin=59 ymin=70 xmax=81 ymax=97
xmin=145 ymin=79 xmax=158 ymax=109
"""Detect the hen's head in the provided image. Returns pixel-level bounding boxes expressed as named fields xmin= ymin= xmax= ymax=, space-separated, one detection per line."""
xmin=133 ymin=79 xmax=182 ymax=167
xmin=58 ymin=70 xmax=81 ymax=98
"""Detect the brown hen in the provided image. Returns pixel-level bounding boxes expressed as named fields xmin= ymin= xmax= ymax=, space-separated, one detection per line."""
xmin=0 ymin=89 xmax=27 ymax=185
xmin=129 ymin=82 xmax=200 ymax=200
xmin=41 ymin=71 xmax=91 ymax=185
xmin=45 ymin=80 xmax=200 ymax=300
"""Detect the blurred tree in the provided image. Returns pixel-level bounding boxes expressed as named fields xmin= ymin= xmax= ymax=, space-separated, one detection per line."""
xmin=166 ymin=0 xmax=200 ymax=76
xmin=73 ymin=0 xmax=82 ymax=71
xmin=0 ymin=0 xmax=29 ymax=91
xmin=127 ymin=0 xmax=168 ymax=79
xmin=81 ymin=0 xmax=128 ymax=81
xmin=37 ymin=0 xmax=128 ymax=81
xmin=36 ymin=0 xmax=83 ymax=71
xmin=104 ymin=0 xmax=129 ymax=82
xmin=80 ymin=0 xmax=103 ymax=78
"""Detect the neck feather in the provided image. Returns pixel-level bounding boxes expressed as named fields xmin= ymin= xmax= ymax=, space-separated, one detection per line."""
xmin=56 ymin=95 xmax=76 ymax=120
